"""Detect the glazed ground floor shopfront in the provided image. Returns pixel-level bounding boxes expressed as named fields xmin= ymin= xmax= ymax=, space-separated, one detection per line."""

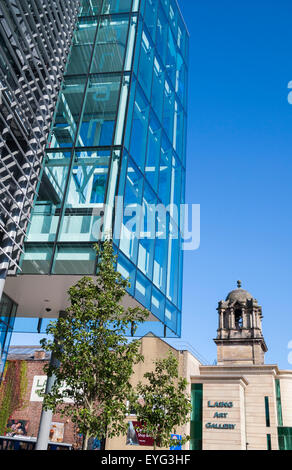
xmin=190 ymin=365 xmax=292 ymax=450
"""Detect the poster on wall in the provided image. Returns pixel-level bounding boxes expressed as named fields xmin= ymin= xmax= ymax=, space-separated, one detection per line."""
xmin=49 ymin=422 xmax=64 ymax=443
xmin=6 ymin=419 xmax=29 ymax=437
xmin=30 ymin=375 xmax=46 ymax=402
xmin=30 ymin=376 xmax=74 ymax=403
xmin=126 ymin=421 xmax=155 ymax=447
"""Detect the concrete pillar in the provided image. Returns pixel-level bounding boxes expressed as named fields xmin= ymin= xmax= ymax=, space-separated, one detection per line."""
xmin=35 ymin=311 xmax=65 ymax=450
xmin=35 ymin=357 xmax=59 ymax=450
xmin=219 ymin=310 xmax=224 ymax=330
xmin=230 ymin=308 xmax=235 ymax=329
xmin=0 ymin=277 xmax=5 ymax=302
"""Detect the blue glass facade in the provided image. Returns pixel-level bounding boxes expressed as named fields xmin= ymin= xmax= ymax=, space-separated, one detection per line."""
xmin=20 ymin=0 xmax=189 ymax=337
xmin=0 ymin=294 xmax=17 ymax=378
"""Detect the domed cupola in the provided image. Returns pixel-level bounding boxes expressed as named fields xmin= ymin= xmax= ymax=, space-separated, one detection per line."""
xmin=214 ymin=281 xmax=268 ymax=366
xmin=226 ymin=280 xmax=254 ymax=304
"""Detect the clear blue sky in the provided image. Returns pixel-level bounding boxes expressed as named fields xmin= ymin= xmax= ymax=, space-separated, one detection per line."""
xmin=177 ymin=0 xmax=292 ymax=368
xmin=11 ymin=0 xmax=292 ymax=369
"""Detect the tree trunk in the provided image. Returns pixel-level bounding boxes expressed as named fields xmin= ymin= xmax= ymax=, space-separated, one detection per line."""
xmin=82 ymin=431 xmax=90 ymax=450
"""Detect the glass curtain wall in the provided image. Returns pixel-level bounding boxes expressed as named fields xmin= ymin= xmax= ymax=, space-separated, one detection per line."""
xmin=21 ymin=0 xmax=189 ymax=338
xmin=0 ymin=294 xmax=18 ymax=378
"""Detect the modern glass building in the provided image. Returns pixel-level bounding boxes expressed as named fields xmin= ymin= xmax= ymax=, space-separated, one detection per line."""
xmin=16 ymin=0 xmax=189 ymax=338
xmin=0 ymin=0 xmax=80 ymax=377
xmin=0 ymin=293 xmax=17 ymax=376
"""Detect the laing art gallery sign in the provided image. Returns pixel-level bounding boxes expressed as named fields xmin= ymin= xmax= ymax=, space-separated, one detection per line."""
xmin=205 ymin=401 xmax=236 ymax=430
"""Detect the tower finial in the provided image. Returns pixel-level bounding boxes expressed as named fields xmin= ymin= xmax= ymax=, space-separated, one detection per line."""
xmin=237 ymin=280 xmax=242 ymax=289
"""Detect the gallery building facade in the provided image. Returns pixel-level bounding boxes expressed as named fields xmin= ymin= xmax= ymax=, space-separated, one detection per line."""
xmin=190 ymin=282 xmax=292 ymax=451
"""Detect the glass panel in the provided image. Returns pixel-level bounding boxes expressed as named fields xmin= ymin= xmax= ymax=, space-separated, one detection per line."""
xmin=124 ymin=76 xmax=137 ymax=151
xmin=21 ymin=244 xmax=54 ymax=274
xmin=165 ymin=301 xmax=177 ymax=331
xmin=166 ymin=219 xmax=179 ymax=305
xmin=275 ymin=379 xmax=283 ymax=426
xmin=178 ymin=236 xmax=183 ymax=311
xmin=79 ymin=0 xmax=103 ymax=16
xmin=161 ymin=0 xmax=169 ymax=16
xmin=137 ymin=183 xmax=156 ymax=279
xmin=48 ymin=77 xmax=86 ymax=149
xmin=151 ymin=56 xmax=164 ymax=122
xmin=151 ymin=286 xmax=165 ymax=322
xmin=78 ymin=74 xmax=121 ymax=147
xmin=27 ymin=151 xmax=71 ymax=243
xmin=138 ymin=28 xmax=154 ymax=101
xmin=102 ymin=0 xmax=133 ymax=14
xmin=156 ymin=4 xmax=168 ymax=63
xmin=169 ymin=0 xmax=178 ymax=35
xmin=143 ymin=0 xmax=158 ymax=41
xmin=177 ymin=16 xmax=187 ymax=57
xmin=166 ymin=26 xmax=177 ymax=87
xmin=158 ymin=134 xmax=172 ymax=206
xmin=176 ymin=309 xmax=181 ymax=336
xmin=66 ymin=19 xmax=97 ymax=75
xmin=145 ymin=111 xmax=161 ymax=191
xmin=119 ymin=159 xmax=143 ymax=263
xmin=153 ymin=210 xmax=168 ymax=294
xmin=130 ymin=84 xmax=150 ymax=171
xmin=91 ymin=15 xmax=130 ymax=74
xmin=53 ymin=244 xmax=96 ymax=275
xmin=124 ymin=15 xmax=138 ymax=71
xmin=278 ymin=427 xmax=292 ymax=451
xmin=113 ymin=149 xmax=129 ymax=243
xmin=170 ymin=153 xmax=182 ymax=224
xmin=114 ymin=74 xmax=130 ymax=145
xmin=173 ymin=100 xmax=184 ymax=157
xmin=0 ymin=294 xmax=13 ymax=324
xmin=176 ymin=53 xmax=186 ymax=108
xmin=116 ymin=250 xmax=136 ymax=296
xmin=135 ymin=270 xmax=151 ymax=308
xmin=163 ymin=79 xmax=175 ymax=142
xmin=103 ymin=149 xmax=121 ymax=236
xmin=58 ymin=150 xmax=111 ymax=243
xmin=190 ymin=384 xmax=203 ymax=451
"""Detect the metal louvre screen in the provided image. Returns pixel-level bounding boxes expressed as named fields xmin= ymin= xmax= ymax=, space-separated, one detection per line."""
xmin=0 ymin=0 xmax=80 ymax=277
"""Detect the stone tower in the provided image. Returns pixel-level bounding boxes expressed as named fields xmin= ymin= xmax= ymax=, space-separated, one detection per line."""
xmin=214 ymin=281 xmax=268 ymax=365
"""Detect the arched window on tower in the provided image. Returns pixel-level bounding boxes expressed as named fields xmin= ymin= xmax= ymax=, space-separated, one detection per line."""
xmin=235 ymin=309 xmax=243 ymax=329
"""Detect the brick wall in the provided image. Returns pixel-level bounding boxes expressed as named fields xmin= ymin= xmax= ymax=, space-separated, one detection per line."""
xmin=1 ymin=359 xmax=76 ymax=446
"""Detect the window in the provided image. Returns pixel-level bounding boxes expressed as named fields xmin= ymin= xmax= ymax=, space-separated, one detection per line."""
xmin=267 ymin=434 xmax=272 ymax=450
xmin=235 ymin=309 xmax=243 ymax=329
xmin=190 ymin=384 xmax=203 ymax=451
xmin=78 ymin=74 xmax=121 ymax=147
xmin=265 ymin=396 xmax=270 ymax=428
xmin=275 ymin=379 xmax=283 ymax=426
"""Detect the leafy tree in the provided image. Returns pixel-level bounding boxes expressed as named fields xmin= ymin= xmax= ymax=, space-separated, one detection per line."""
xmin=132 ymin=352 xmax=192 ymax=450
xmin=40 ymin=240 xmax=149 ymax=450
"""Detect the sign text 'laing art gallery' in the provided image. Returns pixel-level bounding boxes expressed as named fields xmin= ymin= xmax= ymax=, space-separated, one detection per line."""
xmin=205 ymin=401 xmax=236 ymax=430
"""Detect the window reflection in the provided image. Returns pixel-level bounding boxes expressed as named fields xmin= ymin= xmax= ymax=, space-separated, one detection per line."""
xmin=78 ymin=74 xmax=121 ymax=147
xmin=48 ymin=77 xmax=86 ymax=149
xmin=91 ymin=16 xmax=129 ymax=74
xmin=79 ymin=0 xmax=102 ymax=17
xmin=59 ymin=150 xmax=110 ymax=243
xmin=66 ymin=20 xmax=97 ymax=75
